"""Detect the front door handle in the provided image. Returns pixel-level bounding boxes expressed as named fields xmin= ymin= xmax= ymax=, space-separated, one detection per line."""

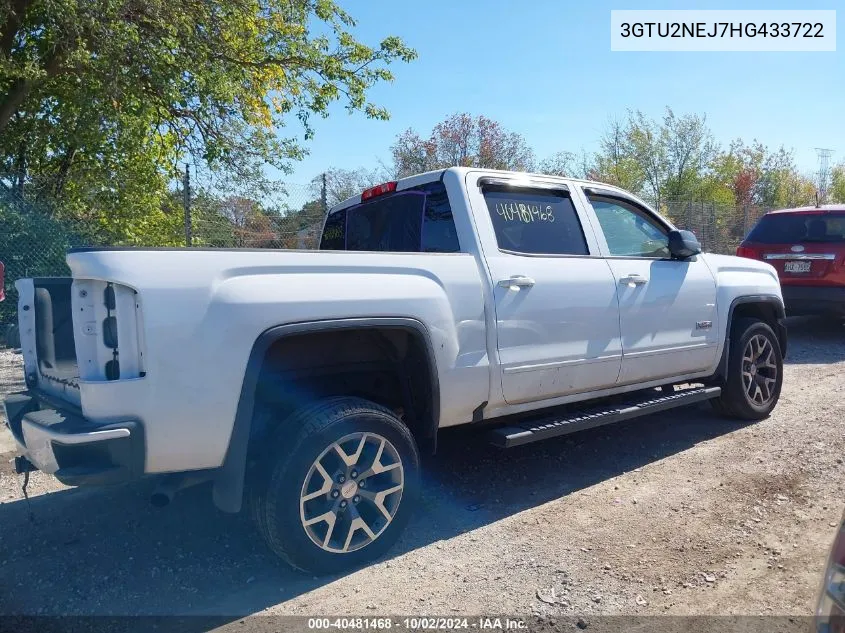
xmin=498 ymin=276 xmax=536 ymax=291
xmin=619 ymin=274 xmax=648 ymax=287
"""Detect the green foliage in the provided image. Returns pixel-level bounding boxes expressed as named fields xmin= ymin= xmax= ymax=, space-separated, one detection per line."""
xmin=0 ymin=0 xmax=415 ymax=243
xmin=312 ymin=167 xmax=383 ymax=206
xmin=582 ymin=110 xmax=815 ymax=211
xmin=0 ymin=189 xmax=90 ymax=325
xmin=830 ymin=164 xmax=845 ymax=204
xmin=586 ymin=109 xmax=717 ymax=208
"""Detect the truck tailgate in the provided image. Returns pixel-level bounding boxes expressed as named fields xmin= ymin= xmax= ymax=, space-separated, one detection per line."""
xmin=16 ymin=277 xmax=81 ymax=407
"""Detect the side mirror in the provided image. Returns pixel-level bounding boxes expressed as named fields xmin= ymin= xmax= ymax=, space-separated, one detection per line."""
xmin=667 ymin=229 xmax=701 ymax=259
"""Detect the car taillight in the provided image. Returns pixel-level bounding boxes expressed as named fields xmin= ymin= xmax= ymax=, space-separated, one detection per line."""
xmin=736 ymin=245 xmax=760 ymax=259
xmin=361 ymin=181 xmax=397 ymax=201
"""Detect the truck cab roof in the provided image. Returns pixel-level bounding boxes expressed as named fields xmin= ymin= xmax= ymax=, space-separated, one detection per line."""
xmin=328 ymin=167 xmax=656 ymax=216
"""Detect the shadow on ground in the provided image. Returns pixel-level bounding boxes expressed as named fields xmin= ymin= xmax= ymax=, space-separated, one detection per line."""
xmin=0 ymin=403 xmax=748 ymax=627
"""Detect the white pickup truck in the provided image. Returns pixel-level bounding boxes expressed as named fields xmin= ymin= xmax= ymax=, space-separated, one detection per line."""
xmin=4 ymin=167 xmax=786 ymax=573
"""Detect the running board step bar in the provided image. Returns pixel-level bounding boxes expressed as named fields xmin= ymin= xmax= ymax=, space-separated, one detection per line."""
xmin=488 ymin=386 xmax=721 ymax=448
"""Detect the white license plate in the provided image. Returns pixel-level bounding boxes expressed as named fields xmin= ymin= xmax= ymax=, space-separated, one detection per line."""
xmin=784 ymin=261 xmax=811 ymax=273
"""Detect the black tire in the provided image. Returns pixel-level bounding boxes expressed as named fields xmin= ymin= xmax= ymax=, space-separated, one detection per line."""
xmin=249 ymin=397 xmax=420 ymax=575
xmin=712 ymin=318 xmax=783 ymax=420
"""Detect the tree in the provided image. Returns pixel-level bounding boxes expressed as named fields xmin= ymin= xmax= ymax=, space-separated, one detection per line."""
xmin=701 ymin=140 xmax=815 ymax=210
xmin=830 ymin=164 xmax=845 ymax=204
xmin=590 ymin=109 xmax=717 ymax=209
xmin=268 ymin=198 xmax=327 ymax=248
xmin=390 ymin=113 xmax=534 ymax=177
xmin=0 ymin=0 xmax=415 ymax=241
xmin=215 ymin=196 xmax=278 ymax=247
xmin=537 ymin=151 xmax=577 ymax=177
xmin=311 ymin=167 xmax=384 ymax=207
xmin=661 ymin=108 xmax=717 ymax=200
xmin=705 ymin=140 xmax=767 ymax=207
xmin=622 ymin=110 xmax=669 ymax=208
xmin=592 ymin=117 xmax=645 ymax=192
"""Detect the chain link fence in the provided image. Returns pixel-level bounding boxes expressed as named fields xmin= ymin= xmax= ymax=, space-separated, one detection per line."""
xmin=0 ymin=173 xmax=325 ymax=401
xmin=0 ymin=173 xmax=809 ymax=402
xmin=662 ymin=199 xmax=773 ymax=256
xmin=0 ymin=174 xmax=324 ymax=322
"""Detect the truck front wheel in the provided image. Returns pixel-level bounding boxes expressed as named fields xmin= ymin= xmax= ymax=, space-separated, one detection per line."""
xmin=250 ymin=397 xmax=420 ymax=574
xmin=712 ymin=318 xmax=783 ymax=420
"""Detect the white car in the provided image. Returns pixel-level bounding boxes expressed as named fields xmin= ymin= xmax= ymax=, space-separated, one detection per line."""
xmin=4 ymin=167 xmax=787 ymax=573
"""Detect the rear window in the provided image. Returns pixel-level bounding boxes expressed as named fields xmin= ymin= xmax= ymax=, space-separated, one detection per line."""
xmin=747 ymin=212 xmax=845 ymax=244
xmin=482 ymin=187 xmax=588 ymax=255
xmin=319 ymin=181 xmax=460 ymax=253
xmin=346 ymin=192 xmax=423 ymax=252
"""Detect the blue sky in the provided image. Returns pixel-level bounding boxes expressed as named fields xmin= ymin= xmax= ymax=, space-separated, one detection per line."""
xmin=282 ymin=0 xmax=843 ymax=185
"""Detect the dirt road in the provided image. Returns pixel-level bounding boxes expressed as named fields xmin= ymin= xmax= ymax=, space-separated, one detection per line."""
xmin=0 ymin=317 xmax=842 ymax=624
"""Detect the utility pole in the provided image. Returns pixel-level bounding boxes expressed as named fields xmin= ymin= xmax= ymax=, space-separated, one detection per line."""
xmin=183 ymin=163 xmax=192 ymax=247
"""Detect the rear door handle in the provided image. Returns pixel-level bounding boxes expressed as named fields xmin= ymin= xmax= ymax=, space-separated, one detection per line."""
xmin=498 ymin=276 xmax=536 ymax=290
xmin=619 ymin=274 xmax=648 ymax=287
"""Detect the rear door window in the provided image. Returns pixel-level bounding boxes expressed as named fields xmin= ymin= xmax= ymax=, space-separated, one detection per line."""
xmin=482 ymin=187 xmax=588 ymax=255
xmin=747 ymin=213 xmax=845 ymax=243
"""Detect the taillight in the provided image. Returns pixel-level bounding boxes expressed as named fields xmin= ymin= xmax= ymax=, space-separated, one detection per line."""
xmin=361 ymin=181 xmax=397 ymax=201
xmin=736 ymin=245 xmax=760 ymax=259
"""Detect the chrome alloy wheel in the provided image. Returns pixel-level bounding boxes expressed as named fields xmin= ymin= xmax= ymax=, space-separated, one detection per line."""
xmin=299 ymin=432 xmax=404 ymax=553
xmin=742 ymin=334 xmax=778 ymax=407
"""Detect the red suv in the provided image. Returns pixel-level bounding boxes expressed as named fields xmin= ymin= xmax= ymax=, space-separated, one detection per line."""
xmin=737 ymin=206 xmax=845 ymax=317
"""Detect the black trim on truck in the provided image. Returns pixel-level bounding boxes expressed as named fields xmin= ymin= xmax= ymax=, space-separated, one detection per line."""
xmin=3 ymin=390 xmax=145 ymax=486
xmin=489 ymin=386 xmax=722 ymax=448
xmin=713 ymin=295 xmax=788 ymax=383
xmin=212 ymin=317 xmax=440 ymax=514
xmin=478 ymin=177 xmax=570 ymax=194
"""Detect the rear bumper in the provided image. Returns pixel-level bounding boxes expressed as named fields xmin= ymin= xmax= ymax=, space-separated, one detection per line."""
xmin=782 ymin=285 xmax=845 ymax=316
xmin=2 ymin=391 xmax=144 ymax=486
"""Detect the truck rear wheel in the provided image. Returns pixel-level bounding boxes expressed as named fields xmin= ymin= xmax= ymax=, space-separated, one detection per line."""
xmin=250 ymin=397 xmax=420 ymax=574
xmin=712 ymin=318 xmax=783 ymax=420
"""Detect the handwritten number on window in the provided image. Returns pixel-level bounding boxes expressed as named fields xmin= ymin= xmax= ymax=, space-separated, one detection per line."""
xmin=495 ymin=202 xmax=555 ymax=223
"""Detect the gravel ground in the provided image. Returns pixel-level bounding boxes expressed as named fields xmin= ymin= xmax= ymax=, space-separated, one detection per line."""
xmin=0 ymin=346 xmax=24 ymax=454
xmin=0 ymin=317 xmax=842 ymax=625
xmin=0 ymin=346 xmax=24 ymax=399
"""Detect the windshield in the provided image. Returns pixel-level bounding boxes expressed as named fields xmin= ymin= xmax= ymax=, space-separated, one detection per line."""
xmin=746 ymin=212 xmax=845 ymax=243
